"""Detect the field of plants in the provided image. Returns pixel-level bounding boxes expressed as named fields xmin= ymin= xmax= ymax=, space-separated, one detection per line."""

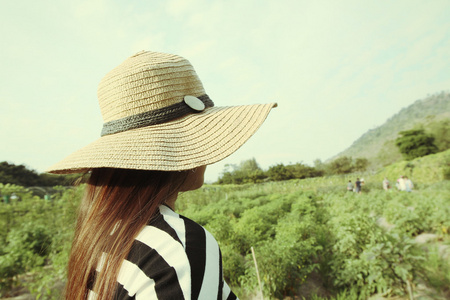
xmin=0 ymin=151 xmax=449 ymax=299
xmin=177 ymin=179 xmax=450 ymax=299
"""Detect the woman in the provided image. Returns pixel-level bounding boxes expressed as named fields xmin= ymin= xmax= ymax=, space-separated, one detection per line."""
xmin=47 ymin=51 xmax=276 ymax=299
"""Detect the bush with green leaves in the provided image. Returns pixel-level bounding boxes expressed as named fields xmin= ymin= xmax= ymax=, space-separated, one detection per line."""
xmin=395 ymin=129 xmax=438 ymax=160
xmin=328 ymin=214 xmax=424 ymax=298
xmin=245 ymin=198 xmax=323 ymax=298
xmin=0 ymin=185 xmax=82 ymax=298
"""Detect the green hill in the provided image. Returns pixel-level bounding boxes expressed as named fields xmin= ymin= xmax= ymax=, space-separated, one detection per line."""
xmin=333 ymin=91 xmax=450 ymax=167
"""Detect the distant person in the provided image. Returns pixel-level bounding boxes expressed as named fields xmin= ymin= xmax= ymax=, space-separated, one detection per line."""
xmin=347 ymin=180 xmax=354 ymax=192
xmin=405 ymin=176 xmax=414 ymax=192
xmin=355 ymin=178 xmax=362 ymax=194
xmin=360 ymin=178 xmax=365 ymax=186
xmin=383 ymin=177 xmax=390 ymax=191
xmin=398 ymin=176 xmax=406 ymax=191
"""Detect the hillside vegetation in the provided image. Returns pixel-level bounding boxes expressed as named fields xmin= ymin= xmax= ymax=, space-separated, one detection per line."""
xmin=333 ymin=91 xmax=450 ymax=167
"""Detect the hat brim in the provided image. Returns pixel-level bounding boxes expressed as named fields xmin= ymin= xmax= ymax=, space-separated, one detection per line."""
xmin=46 ymin=103 xmax=276 ymax=174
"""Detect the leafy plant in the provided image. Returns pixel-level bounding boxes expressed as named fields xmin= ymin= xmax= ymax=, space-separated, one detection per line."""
xmin=395 ymin=129 xmax=438 ymax=160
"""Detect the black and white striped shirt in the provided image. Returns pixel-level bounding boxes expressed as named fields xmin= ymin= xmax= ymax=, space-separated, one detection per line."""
xmin=89 ymin=205 xmax=238 ymax=300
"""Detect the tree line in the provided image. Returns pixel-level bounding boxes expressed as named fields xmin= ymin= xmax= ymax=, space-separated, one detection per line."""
xmin=216 ymin=156 xmax=369 ymax=184
xmin=0 ymin=162 xmax=77 ymax=187
xmin=217 ymin=123 xmax=449 ymax=184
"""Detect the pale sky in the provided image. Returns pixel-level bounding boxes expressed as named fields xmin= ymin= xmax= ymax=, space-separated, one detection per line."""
xmin=1 ymin=0 xmax=450 ymax=182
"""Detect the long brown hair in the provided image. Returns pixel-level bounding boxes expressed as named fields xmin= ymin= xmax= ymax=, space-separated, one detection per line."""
xmin=65 ymin=168 xmax=191 ymax=299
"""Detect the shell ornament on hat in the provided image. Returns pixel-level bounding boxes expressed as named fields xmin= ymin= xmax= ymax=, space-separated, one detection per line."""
xmin=47 ymin=51 xmax=277 ymax=174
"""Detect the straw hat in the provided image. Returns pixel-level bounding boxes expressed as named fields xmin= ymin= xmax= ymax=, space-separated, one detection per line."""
xmin=47 ymin=51 xmax=277 ymax=174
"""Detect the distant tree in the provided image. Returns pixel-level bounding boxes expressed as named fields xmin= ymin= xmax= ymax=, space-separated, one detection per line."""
xmin=239 ymin=158 xmax=261 ymax=173
xmin=328 ymin=156 xmax=353 ymax=174
xmin=246 ymin=169 xmax=268 ymax=183
xmin=395 ymin=129 xmax=438 ymax=160
xmin=217 ymin=171 xmax=234 ymax=184
xmin=353 ymin=158 xmax=369 ymax=172
xmin=237 ymin=158 xmax=267 ymax=183
xmin=313 ymin=159 xmax=325 ymax=171
xmin=217 ymin=163 xmax=242 ymax=184
xmin=267 ymin=164 xmax=293 ymax=181
xmin=0 ymin=171 xmax=15 ymax=185
xmin=216 ymin=159 xmax=267 ymax=184
xmin=0 ymin=162 xmax=40 ymax=186
xmin=286 ymin=163 xmax=323 ymax=179
xmin=0 ymin=161 xmax=74 ymax=187
xmin=428 ymin=118 xmax=450 ymax=152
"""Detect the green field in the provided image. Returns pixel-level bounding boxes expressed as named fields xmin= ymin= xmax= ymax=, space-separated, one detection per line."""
xmin=1 ymin=150 xmax=449 ymax=299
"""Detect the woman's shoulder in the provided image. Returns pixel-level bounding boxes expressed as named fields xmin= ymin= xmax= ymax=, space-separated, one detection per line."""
xmin=142 ymin=205 xmax=217 ymax=249
xmin=156 ymin=205 xmax=205 ymax=231
xmin=159 ymin=205 xmax=209 ymax=230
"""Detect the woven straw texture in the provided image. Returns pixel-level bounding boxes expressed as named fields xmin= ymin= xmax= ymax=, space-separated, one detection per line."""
xmin=47 ymin=51 xmax=276 ymax=174
xmin=99 ymin=51 xmax=205 ymax=122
